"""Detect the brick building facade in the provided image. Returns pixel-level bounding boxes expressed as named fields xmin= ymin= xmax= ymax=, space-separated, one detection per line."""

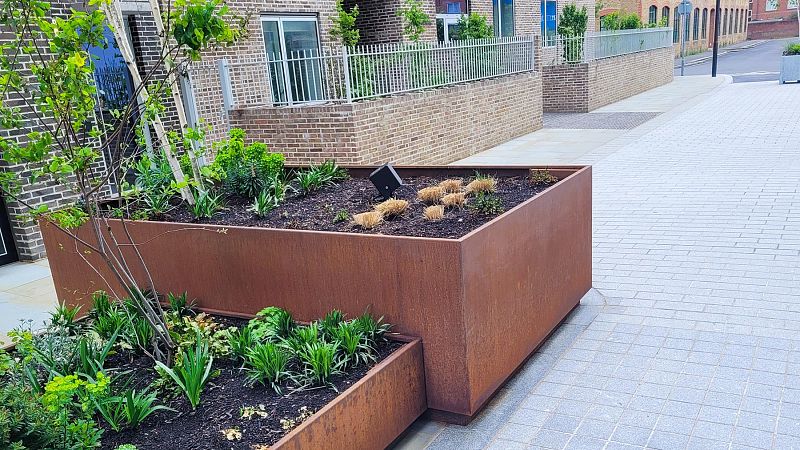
xmin=748 ymin=0 xmax=799 ymax=39
xmin=598 ymin=0 xmax=748 ymax=55
xmin=0 ymin=0 xmax=179 ymax=262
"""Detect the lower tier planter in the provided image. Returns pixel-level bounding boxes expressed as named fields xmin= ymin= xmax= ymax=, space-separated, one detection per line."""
xmin=42 ymin=165 xmax=592 ymax=422
xmin=274 ymin=335 xmax=425 ymax=450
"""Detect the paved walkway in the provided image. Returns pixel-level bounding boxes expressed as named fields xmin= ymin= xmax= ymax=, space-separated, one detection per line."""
xmin=397 ymin=78 xmax=800 ymax=449
xmin=455 ymin=76 xmax=725 ymax=166
xmin=0 ymin=259 xmax=58 ymax=345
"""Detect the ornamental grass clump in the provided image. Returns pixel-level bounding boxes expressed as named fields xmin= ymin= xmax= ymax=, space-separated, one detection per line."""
xmin=417 ymin=186 xmax=445 ymax=203
xmin=438 ymin=179 xmax=463 ymax=193
xmin=465 ymin=177 xmax=497 ymax=194
xmin=441 ymin=192 xmax=466 ymax=208
xmin=374 ymin=198 xmax=409 ymax=217
xmin=529 ymin=169 xmax=558 ymax=186
xmin=423 ymin=205 xmax=445 ymax=221
xmin=352 ymin=211 xmax=383 ymax=229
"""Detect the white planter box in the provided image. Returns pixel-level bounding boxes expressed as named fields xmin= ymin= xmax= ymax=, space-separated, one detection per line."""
xmin=780 ymin=55 xmax=800 ymax=84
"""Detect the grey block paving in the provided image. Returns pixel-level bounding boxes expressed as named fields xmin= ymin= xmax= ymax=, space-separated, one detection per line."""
xmin=409 ymin=80 xmax=800 ymax=450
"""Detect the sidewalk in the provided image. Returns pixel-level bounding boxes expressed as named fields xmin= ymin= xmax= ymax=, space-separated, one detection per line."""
xmin=454 ymin=75 xmax=726 ymax=166
xmin=0 ymin=259 xmax=58 ymax=345
xmin=399 ymin=77 xmax=800 ymax=449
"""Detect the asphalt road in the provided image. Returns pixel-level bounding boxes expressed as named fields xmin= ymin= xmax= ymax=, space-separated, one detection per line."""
xmin=674 ymin=38 xmax=797 ymax=83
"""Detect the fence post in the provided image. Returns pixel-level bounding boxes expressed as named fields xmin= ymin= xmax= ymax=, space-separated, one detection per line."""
xmin=342 ymin=46 xmax=353 ymax=103
xmin=530 ymin=34 xmax=537 ymax=71
xmin=218 ymin=59 xmax=233 ymax=112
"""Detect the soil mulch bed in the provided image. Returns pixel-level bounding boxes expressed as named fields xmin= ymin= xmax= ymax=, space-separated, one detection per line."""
xmin=157 ymin=175 xmax=556 ymax=239
xmin=100 ymin=316 xmax=402 ymax=450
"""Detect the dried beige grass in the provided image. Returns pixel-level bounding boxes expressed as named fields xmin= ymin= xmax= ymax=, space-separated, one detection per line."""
xmin=417 ymin=186 xmax=445 ymax=203
xmin=352 ymin=211 xmax=383 ymax=229
xmin=465 ymin=178 xmax=497 ymax=194
xmin=438 ymin=179 xmax=463 ymax=193
xmin=441 ymin=192 xmax=466 ymax=208
xmin=374 ymin=198 xmax=409 ymax=217
xmin=423 ymin=205 xmax=445 ymax=221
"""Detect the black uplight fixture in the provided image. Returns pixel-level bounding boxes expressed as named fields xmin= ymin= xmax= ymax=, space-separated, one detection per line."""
xmin=369 ymin=163 xmax=403 ymax=200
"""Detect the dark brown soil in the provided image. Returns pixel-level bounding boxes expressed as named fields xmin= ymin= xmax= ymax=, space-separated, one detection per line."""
xmin=99 ymin=316 xmax=402 ymax=450
xmin=158 ymin=176 xmax=555 ymax=239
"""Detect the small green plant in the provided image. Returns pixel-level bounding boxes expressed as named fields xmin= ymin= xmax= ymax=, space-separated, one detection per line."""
xmin=226 ymin=326 xmax=256 ymax=361
xmin=469 ymin=191 xmax=504 ymax=215
xmin=189 ymin=190 xmax=223 ymax=219
xmin=333 ymin=209 xmax=350 ymax=223
xmin=352 ymin=312 xmax=391 ymax=342
xmin=331 ymin=321 xmax=375 ymax=368
xmin=154 ymin=334 xmax=215 ymax=409
xmin=320 ymin=309 xmax=345 ymax=337
xmin=244 ymin=342 xmax=290 ymax=391
xmin=296 ymin=341 xmax=340 ymax=387
xmin=785 ymin=42 xmax=800 ymax=56
xmin=92 ymin=309 xmax=127 ymax=341
xmin=76 ymin=330 xmax=120 ymax=376
xmin=398 ymin=0 xmax=431 ymax=42
xmin=95 ymin=388 xmax=173 ymax=431
xmin=317 ymin=160 xmax=349 ymax=182
xmin=530 ymin=169 xmax=558 ymax=186
xmin=167 ymin=292 xmax=196 ymax=317
xmin=285 ymin=323 xmax=321 ymax=353
xmin=50 ymin=303 xmax=81 ymax=331
xmin=250 ymin=189 xmax=279 ymax=217
xmin=454 ymin=13 xmax=494 ymax=39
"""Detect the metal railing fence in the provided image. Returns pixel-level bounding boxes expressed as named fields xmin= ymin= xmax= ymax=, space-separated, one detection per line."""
xmin=208 ymin=36 xmax=537 ymax=107
xmin=542 ymin=27 xmax=672 ymax=66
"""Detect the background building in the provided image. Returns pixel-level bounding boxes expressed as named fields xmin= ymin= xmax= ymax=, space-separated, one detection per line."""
xmin=598 ymin=0 xmax=748 ymax=54
xmin=748 ymin=0 xmax=799 ymax=39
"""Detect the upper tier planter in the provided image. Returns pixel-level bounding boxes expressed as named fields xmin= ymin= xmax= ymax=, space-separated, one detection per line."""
xmin=780 ymin=54 xmax=800 ymax=84
xmin=42 ymin=165 xmax=592 ymax=422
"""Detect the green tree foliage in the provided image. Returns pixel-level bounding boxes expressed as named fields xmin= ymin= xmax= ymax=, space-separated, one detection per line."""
xmin=454 ymin=13 xmax=494 ymax=40
xmin=601 ymin=11 xmax=643 ymax=30
xmin=330 ymin=0 xmax=360 ymax=47
xmin=398 ymin=0 xmax=432 ymax=42
xmin=0 ymin=0 xmax=244 ymax=364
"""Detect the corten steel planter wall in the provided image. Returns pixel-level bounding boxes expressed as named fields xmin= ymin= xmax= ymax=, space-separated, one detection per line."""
xmin=275 ymin=336 xmax=425 ymax=450
xmin=42 ymin=165 xmax=592 ymax=422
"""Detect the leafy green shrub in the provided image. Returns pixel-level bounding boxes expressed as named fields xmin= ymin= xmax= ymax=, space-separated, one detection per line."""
xmin=330 ymin=0 xmax=360 ymax=47
xmin=210 ymin=129 xmax=284 ymax=195
xmin=49 ymin=303 xmax=81 ymax=332
xmin=557 ymin=4 xmax=589 ymax=63
xmin=295 ymin=161 xmax=348 ymax=196
xmin=244 ymin=343 xmax=290 ymax=391
xmin=469 ymin=191 xmax=504 ymax=215
xmin=0 ymin=382 xmax=62 ymax=449
xmin=189 ymin=190 xmax=223 ymax=219
xmin=249 ymin=307 xmax=295 ymax=341
xmin=601 ymin=12 xmax=642 ymax=30
xmin=155 ymin=334 xmax=215 ymax=409
xmin=167 ymin=292 xmax=196 ymax=317
xmin=786 ymin=42 xmax=800 ymax=56
xmin=454 ymin=13 xmax=493 ymax=39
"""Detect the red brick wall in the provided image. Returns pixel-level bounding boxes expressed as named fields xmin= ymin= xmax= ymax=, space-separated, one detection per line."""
xmin=343 ymin=0 xmax=437 ymax=44
xmin=748 ymin=13 xmax=799 ymax=39
xmin=229 ymin=72 xmax=543 ymax=165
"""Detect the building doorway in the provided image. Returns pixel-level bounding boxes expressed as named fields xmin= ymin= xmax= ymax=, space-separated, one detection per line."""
xmin=0 ymin=198 xmax=19 ymax=266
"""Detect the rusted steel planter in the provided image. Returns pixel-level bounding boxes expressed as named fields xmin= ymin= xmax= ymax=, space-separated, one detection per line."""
xmin=42 ymin=165 xmax=592 ymax=422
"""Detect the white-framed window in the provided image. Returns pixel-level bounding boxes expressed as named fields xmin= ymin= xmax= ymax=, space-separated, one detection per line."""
xmin=436 ymin=14 xmax=464 ymax=43
xmin=493 ymin=0 xmax=515 ymax=37
xmin=788 ymin=0 xmax=798 ymax=9
xmin=765 ymin=0 xmax=779 ymax=11
xmin=541 ymin=0 xmax=558 ymax=47
xmin=261 ymin=15 xmax=323 ymax=105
